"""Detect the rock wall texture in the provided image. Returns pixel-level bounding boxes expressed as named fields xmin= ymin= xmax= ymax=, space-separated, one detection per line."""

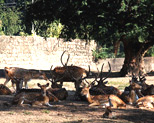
xmin=0 ymin=36 xmax=153 ymax=73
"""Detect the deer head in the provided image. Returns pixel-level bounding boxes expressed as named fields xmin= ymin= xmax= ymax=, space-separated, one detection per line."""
xmin=37 ymin=83 xmax=49 ymax=96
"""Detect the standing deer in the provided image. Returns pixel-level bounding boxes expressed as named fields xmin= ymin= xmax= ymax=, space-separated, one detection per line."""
xmin=4 ymin=67 xmax=48 ymax=90
xmin=12 ymin=83 xmax=53 ymax=107
xmin=49 ymin=51 xmax=90 ymax=98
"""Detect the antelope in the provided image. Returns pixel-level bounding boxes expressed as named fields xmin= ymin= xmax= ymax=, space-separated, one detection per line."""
xmin=81 ymin=82 xmax=126 ymax=108
xmin=49 ymin=51 xmax=90 ymax=98
xmin=0 ymin=84 xmax=12 ymax=95
xmin=12 ymin=83 xmax=53 ymax=107
xmin=136 ymin=95 xmax=154 ymax=109
xmin=4 ymin=67 xmax=48 ymax=90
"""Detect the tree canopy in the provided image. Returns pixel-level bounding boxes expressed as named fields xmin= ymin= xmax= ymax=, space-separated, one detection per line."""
xmin=26 ymin=0 xmax=154 ymax=76
xmin=26 ymin=0 xmax=154 ymax=45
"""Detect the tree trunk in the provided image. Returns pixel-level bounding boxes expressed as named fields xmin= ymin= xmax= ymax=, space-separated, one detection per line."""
xmin=120 ymin=36 xmax=152 ymax=77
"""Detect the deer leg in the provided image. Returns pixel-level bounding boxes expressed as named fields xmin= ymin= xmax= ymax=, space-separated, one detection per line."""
xmin=25 ymin=81 xmax=28 ymax=89
xmin=4 ymin=78 xmax=10 ymax=86
xmin=45 ymin=102 xmax=53 ymax=107
xmin=16 ymin=79 xmax=23 ymax=92
xmin=89 ymin=102 xmax=100 ymax=106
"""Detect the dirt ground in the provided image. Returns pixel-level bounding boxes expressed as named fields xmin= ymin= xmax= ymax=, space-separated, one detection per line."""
xmin=0 ymin=75 xmax=154 ymax=123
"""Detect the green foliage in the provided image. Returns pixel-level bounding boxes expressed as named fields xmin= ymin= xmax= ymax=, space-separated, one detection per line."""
xmin=0 ymin=6 xmax=22 ymax=35
xmin=145 ymin=46 xmax=154 ymax=57
xmin=46 ymin=20 xmax=64 ymax=38
xmin=93 ymin=45 xmax=114 ymax=60
xmin=26 ymin=0 xmax=154 ymax=44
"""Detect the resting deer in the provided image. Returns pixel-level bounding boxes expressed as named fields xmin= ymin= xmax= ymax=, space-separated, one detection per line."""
xmin=49 ymin=51 xmax=90 ymax=98
xmin=81 ymin=81 xmax=126 ymax=108
xmin=136 ymin=95 xmax=154 ymax=109
xmin=4 ymin=67 xmax=48 ymax=90
xmin=90 ymin=62 xmax=121 ymax=96
xmin=0 ymin=84 xmax=12 ymax=95
xmin=138 ymin=75 xmax=154 ymax=96
xmin=12 ymin=83 xmax=53 ymax=107
xmin=120 ymin=78 xmax=143 ymax=105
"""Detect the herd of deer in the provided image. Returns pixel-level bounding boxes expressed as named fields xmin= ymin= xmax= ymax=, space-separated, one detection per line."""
xmin=0 ymin=51 xmax=154 ymax=117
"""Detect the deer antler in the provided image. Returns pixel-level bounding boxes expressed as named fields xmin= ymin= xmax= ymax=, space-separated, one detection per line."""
xmin=96 ymin=62 xmax=111 ymax=83
xmin=60 ymin=50 xmax=70 ymax=67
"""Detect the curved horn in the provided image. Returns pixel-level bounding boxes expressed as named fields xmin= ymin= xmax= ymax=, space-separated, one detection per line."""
xmin=60 ymin=50 xmax=70 ymax=66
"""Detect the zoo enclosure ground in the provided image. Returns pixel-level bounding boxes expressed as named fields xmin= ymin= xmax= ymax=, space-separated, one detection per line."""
xmin=0 ymin=74 xmax=154 ymax=123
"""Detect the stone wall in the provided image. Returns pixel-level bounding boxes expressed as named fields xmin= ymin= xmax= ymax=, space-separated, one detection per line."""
xmin=0 ymin=36 xmax=154 ymax=73
xmin=0 ymin=36 xmax=96 ymax=70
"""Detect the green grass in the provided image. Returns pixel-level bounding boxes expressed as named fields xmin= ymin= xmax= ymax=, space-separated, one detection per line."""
xmin=107 ymin=81 xmax=129 ymax=90
xmin=22 ymin=111 xmax=33 ymax=115
xmin=41 ymin=110 xmax=50 ymax=114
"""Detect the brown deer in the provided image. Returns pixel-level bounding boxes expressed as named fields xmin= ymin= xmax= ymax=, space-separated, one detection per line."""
xmin=4 ymin=67 xmax=48 ymax=90
xmin=12 ymin=83 xmax=54 ymax=107
xmin=120 ymin=78 xmax=143 ymax=105
xmin=138 ymin=75 xmax=154 ymax=96
xmin=90 ymin=62 xmax=121 ymax=96
xmin=49 ymin=51 xmax=90 ymax=98
xmin=81 ymin=82 xmax=126 ymax=108
xmin=0 ymin=84 xmax=12 ymax=95
xmin=136 ymin=95 xmax=154 ymax=109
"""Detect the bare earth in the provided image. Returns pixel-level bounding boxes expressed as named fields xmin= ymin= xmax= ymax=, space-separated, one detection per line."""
xmin=0 ymin=76 xmax=154 ymax=123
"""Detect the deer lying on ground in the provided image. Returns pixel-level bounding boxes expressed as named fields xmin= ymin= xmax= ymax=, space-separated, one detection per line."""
xmin=49 ymin=51 xmax=90 ymax=98
xmin=47 ymin=80 xmax=68 ymax=101
xmin=4 ymin=67 xmax=48 ymax=91
xmin=12 ymin=83 xmax=54 ymax=107
xmin=81 ymin=79 xmax=126 ymax=108
xmin=138 ymin=75 xmax=154 ymax=96
xmin=89 ymin=62 xmax=121 ymax=96
xmin=0 ymin=84 xmax=12 ymax=95
xmin=135 ymin=95 xmax=154 ymax=109
xmin=120 ymin=78 xmax=143 ymax=105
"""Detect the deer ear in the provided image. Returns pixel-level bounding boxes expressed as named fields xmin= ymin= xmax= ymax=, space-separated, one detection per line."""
xmin=37 ymin=83 xmax=41 ymax=87
xmin=46 ymin=83 xmax=49 ymax=87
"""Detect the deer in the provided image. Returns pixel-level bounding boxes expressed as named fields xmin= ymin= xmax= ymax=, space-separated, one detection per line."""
xmin=49 ymin=51 xmax=90 ymax=99
xmin=12 ymin=83 xmax=54 ymax=107
xmin=135 ymin=95 xmax=154 ymax=109
xmin=89 ymin=62 xmax=122 ymax=96
xmin=138 ymin=75 xmax=154 ymax=96
xmin=47 ymin=78 xmax=68 ymax=100
xmin=80 ymin=66 xmax=126 ymax=108
xmin=0 ymin=84 xmax=12 ymax=95
xmin=81 ymin=83 xmax=126 ymax=108
xmin=3 ymin=67 xmax=48 ymax=91
xmin=120 ymin=78 xmax=143 ymax=105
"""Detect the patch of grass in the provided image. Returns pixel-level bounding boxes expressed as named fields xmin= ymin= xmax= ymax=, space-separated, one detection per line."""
xmin=23 ymin=111 xmax=33 ymax=115
xmin=41 ymin=109 xmax=50 ymax=114
xmin=107 ymin=81 xmax=129 ymax=90
xmin=8 ymin=111 xmax=15 ymax=115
